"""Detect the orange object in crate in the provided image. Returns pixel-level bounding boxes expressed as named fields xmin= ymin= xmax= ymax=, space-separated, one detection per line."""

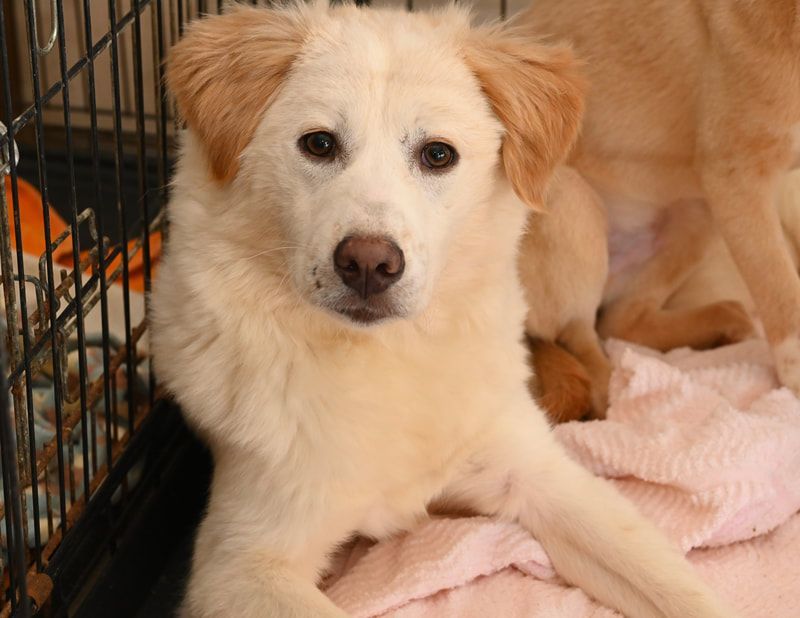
xmin=4 ymin=175 xmax=71 ymax=263
xmin=99 ymin=231 xmax=162 ymax=293
xmin=4 ymin=176 xmax=160 ymax=292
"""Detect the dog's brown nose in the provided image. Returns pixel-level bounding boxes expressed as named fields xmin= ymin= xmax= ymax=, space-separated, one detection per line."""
xmin=333 ymin=236 xmax=405 ymax=299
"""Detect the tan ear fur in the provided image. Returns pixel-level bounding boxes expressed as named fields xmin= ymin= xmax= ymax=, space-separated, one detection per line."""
xmin=464 ymin=27 xmax=585 ymax=209
xmin=166 ymin=6 xmax=308 ymax=183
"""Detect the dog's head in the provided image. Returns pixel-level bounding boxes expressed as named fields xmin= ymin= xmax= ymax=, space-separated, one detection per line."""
xmin=167 ymin=3 xmax=583 ymax=327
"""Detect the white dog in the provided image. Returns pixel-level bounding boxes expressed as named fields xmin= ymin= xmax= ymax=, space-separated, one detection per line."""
xmin=151 ymin=3 xmax=732 ymax=616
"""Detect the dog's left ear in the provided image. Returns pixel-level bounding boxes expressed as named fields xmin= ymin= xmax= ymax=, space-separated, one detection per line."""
xmin=464 ymin=28 xmax=585 ymax=210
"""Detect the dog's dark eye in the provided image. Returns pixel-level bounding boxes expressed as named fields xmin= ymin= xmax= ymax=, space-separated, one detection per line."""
xmin=421 ymin=141 xmax=456 ymax=170
xmin=301 ymin=131 xmax=336 ymax=158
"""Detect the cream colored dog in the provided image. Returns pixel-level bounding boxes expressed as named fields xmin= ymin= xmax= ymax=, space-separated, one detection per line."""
xmin=522 ymin=0 xmax=800 ymax=396
xmin=151 ymin=4 xmax=731 ymax=617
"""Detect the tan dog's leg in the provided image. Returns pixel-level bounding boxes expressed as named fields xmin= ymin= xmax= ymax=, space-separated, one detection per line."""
xmin=778 ymin=171 xmax=800 ymax=265
xmin=445 ymin=411 xmax=734 ymax=618
xmin=702 ymin=166 xmax=800 ymax=394
xmin=602 ymin=300 xmax=755 ymax=352
xmin=599 ymin=200 xmax=755 ymax=351
xmin=558 ymin=319 xmax=611 ymax=417
xmin=528 ymin=321 xmax=610 ymax=424
xmin=528 ymin=338 xmax=593 ymax=423
xmin=522 ymin=167 xmax=610 ymax=421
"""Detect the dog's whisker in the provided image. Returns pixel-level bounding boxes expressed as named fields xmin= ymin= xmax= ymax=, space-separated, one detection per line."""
xmin=242 ymin=245 xmax=307 ymax=261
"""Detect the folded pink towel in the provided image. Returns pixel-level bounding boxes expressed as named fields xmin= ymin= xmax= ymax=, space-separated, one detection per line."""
xmin=324 ymin=339 xmax=800 ymax=617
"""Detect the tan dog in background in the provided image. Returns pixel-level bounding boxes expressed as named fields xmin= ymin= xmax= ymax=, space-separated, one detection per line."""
xmin=152 ymin=3 xmax=732 ymax=616
xmin=521 ymin=0 xmax=800 ymax=403
xmin=524 ymin=169 xmax=800 ymax=423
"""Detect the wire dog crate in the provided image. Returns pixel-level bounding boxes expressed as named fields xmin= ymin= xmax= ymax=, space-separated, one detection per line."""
xmin=0 ymin=0 xmax=200 ymax=614
xmin=0 ymin=0 xmax=527 ymax=615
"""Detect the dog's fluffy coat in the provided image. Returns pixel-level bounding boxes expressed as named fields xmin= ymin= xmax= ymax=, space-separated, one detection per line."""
xmin=152 ymin=4 xmax=731 ymax=616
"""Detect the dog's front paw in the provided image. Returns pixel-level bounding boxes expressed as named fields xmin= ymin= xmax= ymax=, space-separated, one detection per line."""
xmin=774 ymin=334 xmax=800 ymax=397
xmin=712 ymin=300 xmax=756 ymax=345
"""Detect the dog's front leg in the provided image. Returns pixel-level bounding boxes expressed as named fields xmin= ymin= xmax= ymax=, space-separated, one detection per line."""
xmin=702 ymin=163 xmax=800 ymax=396
xmin=445 ymin=409 xmax=734 ymax=618
xmin=180 ymin=470 xmax=350 ymax=618
xmin=181 ymin=539 xmax=349 ymax=618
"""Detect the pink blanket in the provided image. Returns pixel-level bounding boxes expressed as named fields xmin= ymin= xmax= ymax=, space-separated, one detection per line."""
xmin=324 ymin=339 xmax=800 ymax=617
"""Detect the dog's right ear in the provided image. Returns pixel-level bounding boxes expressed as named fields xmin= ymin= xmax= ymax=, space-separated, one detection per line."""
xmin=167 ymin=6 xmax=307 ymax=184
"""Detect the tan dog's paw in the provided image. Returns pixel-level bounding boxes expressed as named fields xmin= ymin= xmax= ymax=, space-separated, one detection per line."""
xmin=709 ymin=300 xmax=756 ymax=346
xmin=528 ymin=339 xmax=593 ymax=423
xmin=774 ymin=334 xmax=800 ymax=397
